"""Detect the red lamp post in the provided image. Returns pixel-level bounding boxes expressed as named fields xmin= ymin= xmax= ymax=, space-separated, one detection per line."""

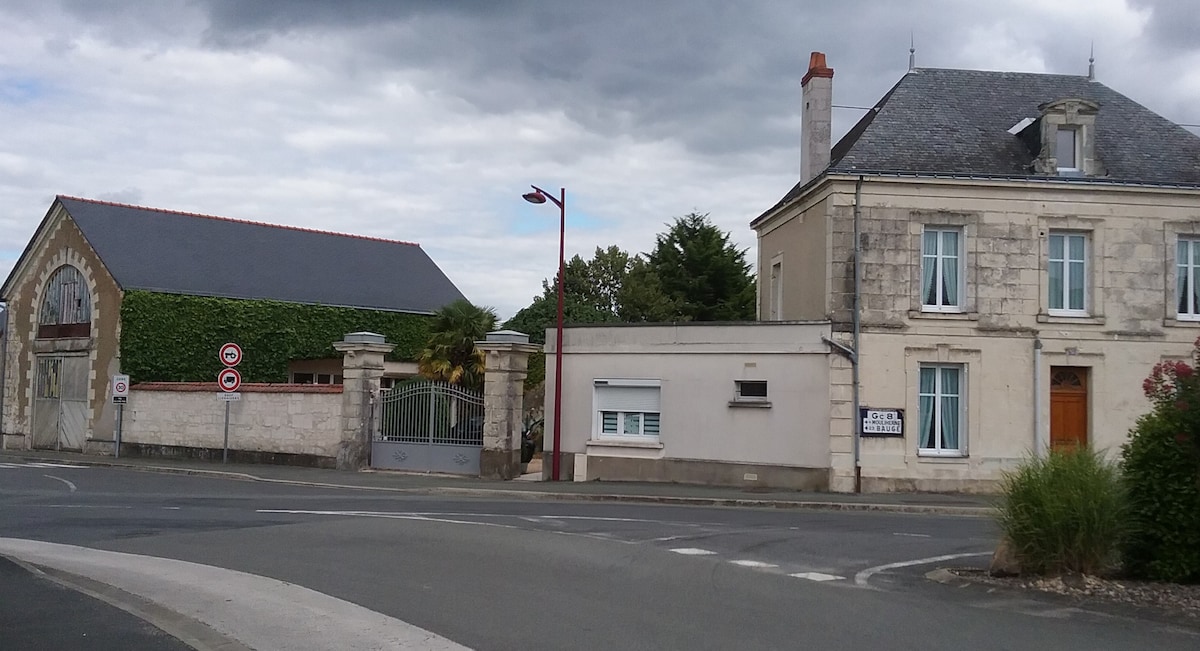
xmin=522 ymin=185 xmax=566 ymax=481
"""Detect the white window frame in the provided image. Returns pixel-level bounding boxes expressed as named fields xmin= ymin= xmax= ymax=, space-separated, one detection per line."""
xmin=920 ymin=227 xmax=964 ymax=312
xmin=1178 ymin=238 xmax=1200 ymax=321
xmin=593 ymin=378 xmax=661 ymax=441
xmin=1048 ymin=232 xmax=1089 ymax=317
xmin=1056 ymin=126 xmax=1081 ymax=174
xmin=917 ymin=364 xmax=966 ymax=457
xmin=733 ymin=379 xmax=769 ymax=403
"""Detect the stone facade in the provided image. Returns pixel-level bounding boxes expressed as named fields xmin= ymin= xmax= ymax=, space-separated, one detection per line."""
xmin=756 ymin=174 xmax=1200 ymax=491
xmin=122 ymin=383 xmax=343 ymax=459
xmin=1 ymin=203 xmax=122 ymax=450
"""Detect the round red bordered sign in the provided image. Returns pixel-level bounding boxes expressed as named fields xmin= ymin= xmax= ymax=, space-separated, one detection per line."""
xmin=217 ymin=368 xmax=242 ymax=392
xmin=114 ymin=381 xmax=127 ymax=394
xmin=219 ymin=342 xmax=243 ymax=367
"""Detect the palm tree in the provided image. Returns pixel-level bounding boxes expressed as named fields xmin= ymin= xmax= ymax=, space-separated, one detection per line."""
xmin=417 ymin=299 xmax=498 ymax=390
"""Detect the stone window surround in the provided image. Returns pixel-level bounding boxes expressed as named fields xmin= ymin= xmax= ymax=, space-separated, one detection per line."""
xmin=1163 ymin=221 xmax=1200 ymax=327
xmin=768 ymin=253 xmax=784 ymax=321
xmin=1036 ymin=216 xmax=1105 ymax=322
xmin=908 ymin=211 xmax=979 ymax=318
xmin=904 ymin=344 xmax=980 ymax=460
xmin=1034 ymin=98 xmax=1103 ymax=177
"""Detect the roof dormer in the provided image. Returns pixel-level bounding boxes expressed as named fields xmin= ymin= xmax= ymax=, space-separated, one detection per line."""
xmin=1032 ymin=98 xmax=1105 ymax=177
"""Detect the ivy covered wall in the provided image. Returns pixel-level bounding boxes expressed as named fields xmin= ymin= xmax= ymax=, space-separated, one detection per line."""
xmin=119 ymin=291 xmax=432 ymax=383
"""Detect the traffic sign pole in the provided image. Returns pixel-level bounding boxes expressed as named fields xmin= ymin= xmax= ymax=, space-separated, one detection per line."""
xmin=218 ymin=344 xmax=243 ymax=464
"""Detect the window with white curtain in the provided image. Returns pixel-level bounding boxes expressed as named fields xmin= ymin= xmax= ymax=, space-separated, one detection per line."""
xmin=593 ymin=379 xmax=661 ymax=440
xmin=921 ymin=227 xmax=963 ymax=312
xmin=918 ymin=364 xmax=965 ymax=456
xmin=1048 ymin=232 xmax=1088 ymax=316
xmin=1178 ymin=238 xmax=1200 ymax=321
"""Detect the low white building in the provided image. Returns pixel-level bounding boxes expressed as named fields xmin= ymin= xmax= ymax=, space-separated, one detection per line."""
xmin=544 ymin=322 xmax=832 ymax=490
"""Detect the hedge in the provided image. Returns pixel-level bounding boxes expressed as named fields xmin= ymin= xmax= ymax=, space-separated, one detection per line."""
xmin=119 ymin=291 xmax=432 ymax=383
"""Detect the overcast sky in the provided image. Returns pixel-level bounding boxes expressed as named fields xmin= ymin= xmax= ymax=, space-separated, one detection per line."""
xmin=1 ymin=0 xmax=1198 ymax=319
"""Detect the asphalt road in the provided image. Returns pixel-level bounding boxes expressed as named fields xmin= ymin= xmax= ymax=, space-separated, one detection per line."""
xmin=1 ymin=462 xmax=1196 ymax=650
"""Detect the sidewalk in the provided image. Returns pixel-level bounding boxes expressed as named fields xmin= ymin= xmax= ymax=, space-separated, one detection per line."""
xmin=0 ymin=449 xmax=997 ymax=516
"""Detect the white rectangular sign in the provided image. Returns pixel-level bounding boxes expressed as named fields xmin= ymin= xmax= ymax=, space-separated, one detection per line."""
xmin=217 ymin=392 xmax=241 ymax=401
xmin=112 ymin=374 xmax=130 ymax=404
xmin=861 ymin=408 xmax=903 ymax=436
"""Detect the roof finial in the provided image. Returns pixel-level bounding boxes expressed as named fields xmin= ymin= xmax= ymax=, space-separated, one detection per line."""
xmin=908 ymin=32 xmax=916 ymax=71
xmin=1088 ymin=41 xmax=1095 ymax=80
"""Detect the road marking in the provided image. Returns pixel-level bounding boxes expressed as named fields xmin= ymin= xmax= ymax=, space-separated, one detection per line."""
xmin=854 ymin=552 xmax=991 ymax=587
xmin=892 ymin=532 xmax=931 ymax=538
xmin=256 ymin=509 xmax=519 ymax=529
xmin=0 ymin=462 xmax=86 ymax=469
xmin=28 ymin=462 xmax=87 ymax=468
xmin=670 ymin=548 xmax=717 ymax=556
xmin=789 ymin=572 xmax=844 ymax=582
xmin=729 ymin=560 xmax=778 ymax=569
xmin=42 ymin=474 xmax=77 ymax=493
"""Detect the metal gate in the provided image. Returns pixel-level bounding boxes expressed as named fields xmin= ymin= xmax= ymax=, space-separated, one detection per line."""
xmin=32 ymin=355 xmax=88 ymax=450
xmin=372 ymin=379 xmax=484 ymax=474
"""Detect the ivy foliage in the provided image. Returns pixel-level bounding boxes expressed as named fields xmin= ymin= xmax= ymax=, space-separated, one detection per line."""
xmin=119 ymin=291 xmax=432 ymax=383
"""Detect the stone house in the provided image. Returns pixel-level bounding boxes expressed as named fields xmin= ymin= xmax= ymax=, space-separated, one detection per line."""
xmin=753 ymin=53 xmax=1200 ymax=492
xmin=0 ymin=196 xmax=466 ymax=454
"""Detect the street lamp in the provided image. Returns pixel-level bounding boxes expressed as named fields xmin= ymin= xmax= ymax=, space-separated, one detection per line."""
xmin=522 ymin=184 xmax=565 ymax=482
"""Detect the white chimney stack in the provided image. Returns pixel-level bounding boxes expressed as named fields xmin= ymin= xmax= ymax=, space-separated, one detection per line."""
xmin=801 ymin=51 xmax=834 ymax=185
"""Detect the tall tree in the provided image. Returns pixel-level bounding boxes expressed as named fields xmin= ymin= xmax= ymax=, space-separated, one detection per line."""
xmin=417 ymin=299 xmax=498 ymax=390
xmin=647 ymin=212 xmax=756 ymax=321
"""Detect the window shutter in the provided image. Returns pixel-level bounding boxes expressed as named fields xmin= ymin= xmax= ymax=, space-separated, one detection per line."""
xmin=595 ymin=386 xmax=660 ymax=412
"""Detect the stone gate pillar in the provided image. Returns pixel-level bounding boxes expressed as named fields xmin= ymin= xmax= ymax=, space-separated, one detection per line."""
xmin=333 ymin=332 xmax=394 ymax=470
xmin=476 ymin=330 xmax=540 ymax=479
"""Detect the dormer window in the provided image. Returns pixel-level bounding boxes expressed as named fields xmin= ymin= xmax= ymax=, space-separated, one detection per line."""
xmin=1030 ymin=98 xmax=1104 ymax=177
xmin=1056 ymin=127 xmax=1079 ymax=173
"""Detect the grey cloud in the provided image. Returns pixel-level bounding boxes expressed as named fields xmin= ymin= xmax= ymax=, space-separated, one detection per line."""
xmin=1130 ymin=0 xmax=1200 ymax=51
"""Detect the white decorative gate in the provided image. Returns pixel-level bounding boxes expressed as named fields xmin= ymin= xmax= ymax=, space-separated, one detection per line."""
xmin=372 ymin=380 xmax=484 ymax=474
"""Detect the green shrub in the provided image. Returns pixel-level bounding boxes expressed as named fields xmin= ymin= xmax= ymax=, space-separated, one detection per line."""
xmin=120 ymin=291 xmax=432 ymax=383
xmin=1120 ymin=347 xmax=1200 ymax=583
xmin=995 ymin=448 xmax=1128 ymax=576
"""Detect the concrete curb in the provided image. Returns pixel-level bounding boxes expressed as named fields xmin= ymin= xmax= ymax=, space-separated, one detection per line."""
xmin=2 ymin=453 xmax=994 ymax=517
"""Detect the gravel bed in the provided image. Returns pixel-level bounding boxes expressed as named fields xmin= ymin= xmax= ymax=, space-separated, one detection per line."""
xmin=951 ymin=569 xmax=1200 ymax=621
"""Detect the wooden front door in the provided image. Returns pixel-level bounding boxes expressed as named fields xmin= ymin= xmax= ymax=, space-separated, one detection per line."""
xmin=1050 ymin=367 xmax=1089 ymax=452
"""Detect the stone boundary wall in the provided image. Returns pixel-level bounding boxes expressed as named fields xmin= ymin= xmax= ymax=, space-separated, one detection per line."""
xmin=123 ymin=383 xmax=343 ymax=458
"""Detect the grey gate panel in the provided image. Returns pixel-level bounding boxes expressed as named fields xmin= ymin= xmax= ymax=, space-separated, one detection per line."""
xmin=32 ymin=355 xmax=89 ymax=451
xmin=32 ymin=357 xmax=60 ymax=449
xmin=58 ymin=356 xmax=89 ymax=450
xmin=372 ymin=380 xmax=483 ymax=474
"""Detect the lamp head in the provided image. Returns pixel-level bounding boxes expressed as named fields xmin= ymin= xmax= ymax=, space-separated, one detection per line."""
xmin=522 ymin=191 xmax=547 ymax=204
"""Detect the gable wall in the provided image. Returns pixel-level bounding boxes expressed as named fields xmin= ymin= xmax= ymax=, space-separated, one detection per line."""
xmin=2 ymin=206 xmax=123 ymax=448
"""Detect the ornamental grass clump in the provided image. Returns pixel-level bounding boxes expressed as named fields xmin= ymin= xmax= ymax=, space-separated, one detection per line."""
xmin=995 ymin=447 xmax=1128 ymax=576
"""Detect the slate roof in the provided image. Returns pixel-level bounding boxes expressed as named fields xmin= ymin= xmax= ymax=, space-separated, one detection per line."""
xmin=761 ymin=68 xmax=1200 ymax=219
xmin=21 ymin=196 xmax=467 ymax=314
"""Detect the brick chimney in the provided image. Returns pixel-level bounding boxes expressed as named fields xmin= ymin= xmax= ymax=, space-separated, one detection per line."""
xmin=801 ymin=51 xmax=834 ymax=184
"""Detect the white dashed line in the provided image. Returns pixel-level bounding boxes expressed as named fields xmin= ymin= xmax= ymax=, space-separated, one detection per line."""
xmin=789 ymin=572 xmax=844 ymax=582
xmin=892 ymin=532 xmax=931 ymax=538
xmin=729 ymin=560 xmax=778 ymax=569
xmin=670 ymin=548 xmax=717 ymax=556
